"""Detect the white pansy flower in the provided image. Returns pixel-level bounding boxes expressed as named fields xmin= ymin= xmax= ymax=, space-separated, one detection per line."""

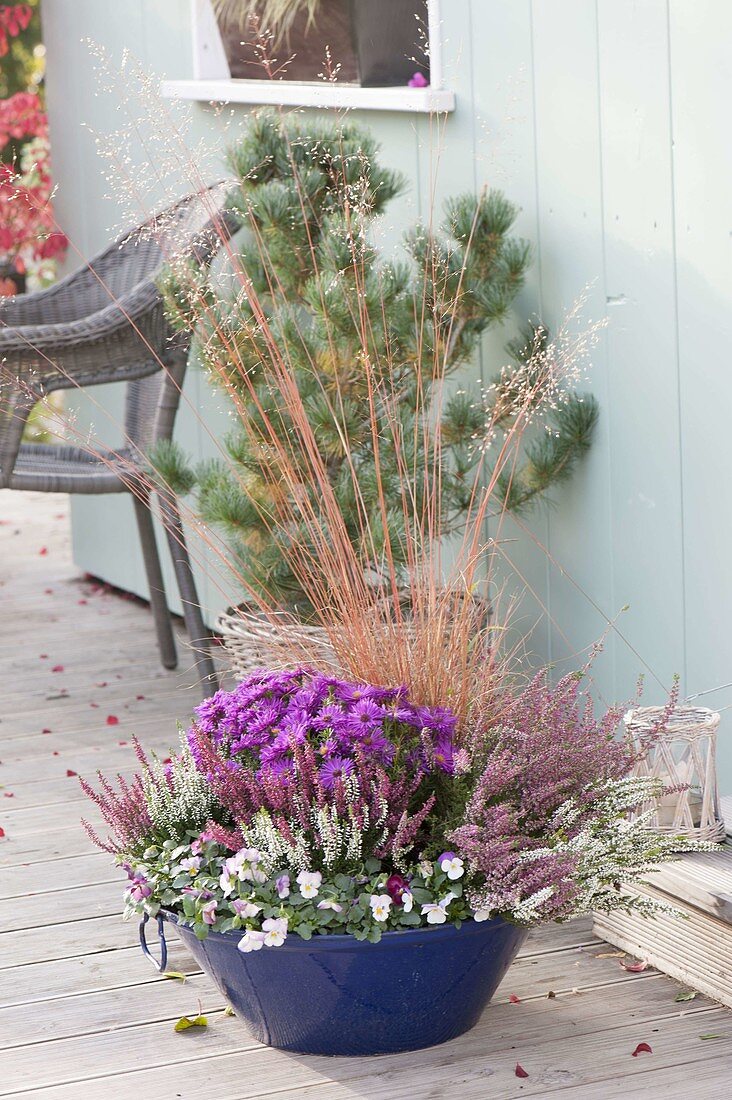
xmin=473 ymin=908 xmax=492 ymax=923
xmin=402 ymin=892 xmax=414 ymax=914
xmin=296 ymin=870 xmax=322 ymax=899
xmin=219 ymin=871 xmax=235 ymax=897
xmin=237 ymin=930 xmax=266 ymax=953
xmin=421 ymin=892 xmax=455 ymax=925
xmin=262 ymin=917 xmax=288 ymax=947
xmin=232 ymin=899 xmax=261 ymax=919
xmin=369 ymin=894 xmax=392 ymax=922
xmin=317 ymin=899 xmax=343 ymax=912
xmin=180 ymin=856 xmax=201 ymax=874
xmin=440 ymin=855 xmax=465 ymax=881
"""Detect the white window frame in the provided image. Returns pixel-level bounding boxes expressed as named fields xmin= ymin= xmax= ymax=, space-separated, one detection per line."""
xmin=161 ymin=0 xmax=455 ymax=113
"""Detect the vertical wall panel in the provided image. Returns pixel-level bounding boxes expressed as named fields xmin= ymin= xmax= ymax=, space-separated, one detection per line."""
xmin=669 ymin=0 xmax=732 ymax=781
xmin=596 ymin=0 xmax=685 ymax=698
xmin=529 ymin=0 xmax=616 ymax=697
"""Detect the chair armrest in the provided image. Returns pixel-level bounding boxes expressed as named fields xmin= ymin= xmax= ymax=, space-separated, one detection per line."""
xmin=0 ymin=285 xmax=174 ymax=396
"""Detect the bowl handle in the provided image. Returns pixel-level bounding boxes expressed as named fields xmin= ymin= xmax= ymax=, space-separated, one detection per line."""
xmin=139 ymin=913 xmax=168 ymax=972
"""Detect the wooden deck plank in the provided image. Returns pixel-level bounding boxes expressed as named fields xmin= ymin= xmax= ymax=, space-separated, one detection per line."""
xmin=2 ymin=489 xmax=731 ymax=1099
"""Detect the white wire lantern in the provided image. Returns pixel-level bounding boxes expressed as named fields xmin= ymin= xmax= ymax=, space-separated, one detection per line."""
xmin=625 ymin=706 xmax=726 ymax=843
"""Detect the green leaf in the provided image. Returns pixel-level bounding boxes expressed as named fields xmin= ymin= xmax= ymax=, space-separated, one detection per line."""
xmin=162 ymin=971 xmax=187 ymax=982
xmin=223 ymin=1006 xmax=236 ymax=1017
xmin=674 ymin=990 xmax=698 ymax=1002
xmin=699 ymin=1033 xmax=722 ymax=1040
xmin=174 ymin=1014 xmax=208 ymax=1032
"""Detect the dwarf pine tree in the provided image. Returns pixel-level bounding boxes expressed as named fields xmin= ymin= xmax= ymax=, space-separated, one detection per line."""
xmin=157 ymin=111 xmax=597 ymax=616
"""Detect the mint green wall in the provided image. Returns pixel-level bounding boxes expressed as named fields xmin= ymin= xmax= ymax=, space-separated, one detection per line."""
xmin=42 ymin=0 xmax=732 ymax=791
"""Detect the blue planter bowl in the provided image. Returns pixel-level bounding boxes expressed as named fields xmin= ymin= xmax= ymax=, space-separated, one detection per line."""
xmin=152 ymin=910 xmax=528 ymax=1056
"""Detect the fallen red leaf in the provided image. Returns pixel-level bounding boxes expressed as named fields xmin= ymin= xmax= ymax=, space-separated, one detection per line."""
xmin=3 ymin=792 xmax=13 ymax=798
xmin=41 ymin=728 xmax=51 ymax=735
xmin=39 ymin=654 xmax=48 ymax=660
xmin=106 ymin=715 xmax=119 ymax=726
xmin=39 ymin=547 xmax=48 ymax=556
xmin=96 ymin=682 xmax=108 ymax=688
xmin=632 ymin=1043 xmax=652 ymax=1057
xmin=52 ymin=751 xmax=59 ymax=756
xmin=51 ymin=665 xmax=64 ymax=673
xmin=136 ymin=694 xmax=145 ymax=701
xmin=118 ymin=740 xmax=128 ymax=746
xmin=90 ymin=703 xmax=99 ymax=709
xmin=163 ymin=757 xmax=172 ymax=765
xmin=620 ymin=959 xmax=649 ymax=973
xmin=78 ymin=599 xmax=88 ymax=605
xmin=515 ymin=1063 xmax=529 ymax=1078
xmin=44 ymin=588 xmax=53 ymax=595
xmin=509 ymin=994 xmax=521 ymax=1004
xmin=66 ymin=769 xmax=77 ymax=777
xmin=0 ymin=828 xmax=5 ymax=839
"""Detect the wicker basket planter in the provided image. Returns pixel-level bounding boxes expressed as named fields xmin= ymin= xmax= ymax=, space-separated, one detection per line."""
xmin=216 ymin=608 xmax=339 ymax=679
xmin=626 ymin=705 xmax=726 ymax=843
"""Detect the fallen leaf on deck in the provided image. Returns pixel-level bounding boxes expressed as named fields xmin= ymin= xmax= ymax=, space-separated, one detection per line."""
xmin=547 ymin=990 xmax=556 ymax=999
xmin=675 ymin=990 xmax=698 ymax=1002
xmin=106 ymin=715 xmax=119 ymax=726
xmin=0 ymin=827 xmax=5 ymax=838
xmin=44 ymin=588 xmax=53 ymax=595
xmin=39 ymin=547 xmax=47 ymax=556
xmin=41 ymin=728 xmax=51 ymax=734
xmin=509 ymin=994 xmax=521 ymax=1004
xmin=515 ymin=1063 xmax=529 ymax=1078
xmin=66 ymin=769 xmax=77 ymax=777
xmin=223 ymin=1006 xmax=235 ymax=1017
xmin=699 ymin=1034 xmax=722 ymax=1041
xmin=39 ymin=654 xmax=48 ymax=659
xmin=4 ymin=792 xmax=14 ymax=798
xmin=162 ymin=971 xmax=187 ymax=982
xmin=174 ymin=1014 xmax=208 ymax=1032
xmin=596 ymin=951 xmax=626 ymax=959
xmin=620 ymin=959 xmax=648 ymax=972
xmin=51 ymin=665 xmax=64 ymax=673
xmin=136 ymin=694 xmax=145 ymax=700
xmin=632 ymin=1043 xmax=652 ymax=1057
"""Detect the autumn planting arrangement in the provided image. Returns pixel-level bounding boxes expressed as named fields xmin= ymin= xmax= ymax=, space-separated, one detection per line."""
xmin=81 ymin=667 xmax=702 ymax=1054
xmin=78 ymin=108 xmax=706 ymax=1055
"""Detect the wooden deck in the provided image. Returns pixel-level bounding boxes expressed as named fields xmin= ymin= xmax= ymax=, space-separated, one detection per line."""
xmin=2 ymin=490 xmax=732 ymax=1098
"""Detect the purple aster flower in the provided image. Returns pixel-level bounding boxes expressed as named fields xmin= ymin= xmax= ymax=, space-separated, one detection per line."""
xmin=333 ymin=681 xmax=385 ymax=705
xmin=259 ymin=731 xmax=293 ymax=766
xmin=353 ymin=726 xmax=395 ymax=764
xmin=313 ymin=704 xmax=346 ymax=731
xmin=319 ymin=755 xmax=354 ymax=789
xmin=408 ymin=71 xmax=429 ymax=88
xmin=346 ymin=698 xmax=384 ymax=733
xmin=433 ymin=735 xmax=455 ymax=774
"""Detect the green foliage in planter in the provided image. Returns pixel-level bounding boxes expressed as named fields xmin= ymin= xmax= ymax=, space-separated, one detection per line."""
xmin=156 ymin=110 xmax=597 ymax=616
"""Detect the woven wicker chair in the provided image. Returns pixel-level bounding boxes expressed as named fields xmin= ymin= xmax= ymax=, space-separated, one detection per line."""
xmin=0 ymin=184 xmax=234 ymax=691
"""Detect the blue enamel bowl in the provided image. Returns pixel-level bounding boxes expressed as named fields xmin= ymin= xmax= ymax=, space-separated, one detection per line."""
xmin=155 ymin=910 xmax=527 ymax=1056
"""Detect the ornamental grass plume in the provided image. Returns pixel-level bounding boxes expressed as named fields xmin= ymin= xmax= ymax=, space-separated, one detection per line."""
xmin=151 ymin=109 xmax=602 ymax=726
